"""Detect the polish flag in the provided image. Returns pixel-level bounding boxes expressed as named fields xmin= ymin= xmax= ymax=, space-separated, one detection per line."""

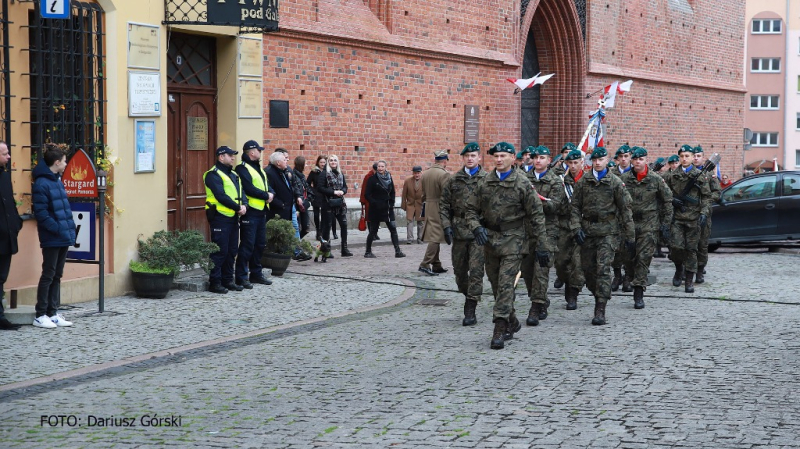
xmin=602 ymin=80 xmax=633 ymax=109
xmin=507 ymin=72 xmax=556 ymax=91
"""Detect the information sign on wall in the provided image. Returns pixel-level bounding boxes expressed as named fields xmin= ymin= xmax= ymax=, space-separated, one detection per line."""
xmin=128 ymin=71 xmax=162 ymax=117
xmin=67 ymin=202 xmax=96 ymax=261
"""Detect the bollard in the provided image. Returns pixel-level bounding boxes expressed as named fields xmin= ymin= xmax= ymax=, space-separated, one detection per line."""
xmin=10 ymin=289 xmax=16 ymax=309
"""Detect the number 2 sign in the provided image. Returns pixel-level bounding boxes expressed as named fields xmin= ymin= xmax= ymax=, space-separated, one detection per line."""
xmin=40 ymin=0 xmax=71 ymax=19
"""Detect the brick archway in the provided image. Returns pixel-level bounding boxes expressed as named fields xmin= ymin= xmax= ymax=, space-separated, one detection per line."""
xmin=518 ymin=0 xmax=586 ymax=150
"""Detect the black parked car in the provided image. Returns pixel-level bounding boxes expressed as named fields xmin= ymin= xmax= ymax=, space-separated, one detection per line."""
xmin=708 ymin=170 xmax=800 ymax=251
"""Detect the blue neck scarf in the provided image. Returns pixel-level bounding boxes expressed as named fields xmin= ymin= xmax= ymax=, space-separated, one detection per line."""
xmin=497 ymin=169 xmax=512 ymax=181
xmin=684 ymin=166 xmax=693 ymax=174
xmin=467 ymin=166 xmax=480 ymax=177
xmin=536 ymin=169 xmax=548 ymax=180
xmin=620 ymin=166 xmax=631 ymax=174
xmin=594 ymin=168 xmax=608 ymax=181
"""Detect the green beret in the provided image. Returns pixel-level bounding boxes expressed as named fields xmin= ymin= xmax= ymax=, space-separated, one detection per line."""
xmin=654 ymin=157 xmax=666 ymax=165
xmin=608 ymin=161 xmax=617 ymax=168
xmin=489 ymin=141 xmax=515 ymax=155
xmin=532 ymin=145 xmax=551 ymax=156
xmin=631 ymin=147 xmax=647 ymax=158
xmin=461 ymin=142 xmax=480 ymax=155
xmin=693 ymin=145 xmax=703 ymax=154
xmin=667 ymin=154 xmax=680 ymax=163
xmin=515 ymin=151 xmax=524 ymax=159
xmin=562 ymin=142 xmax=577 ymax=152
xmin=615 ymin=145 xmax=631 ymax=156
xmin=679 ymin=144 xmax=694 ymax=154
xmin=565 ymin=149 xmax=583 ymax=161
xmin=591 ymin=147 xmax=608 ymax=159
xmin=523 ymin=146 xmax=535 ymax=155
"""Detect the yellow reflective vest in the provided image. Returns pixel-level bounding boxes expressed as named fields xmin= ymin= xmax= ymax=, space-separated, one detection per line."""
xmin=240 ymin=161 xmax=269 ymax=211
xmin=203 ymin=167 xmax=242 ymax=217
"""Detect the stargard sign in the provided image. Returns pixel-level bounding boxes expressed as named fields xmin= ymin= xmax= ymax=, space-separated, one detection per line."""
xmin=62 ymin=148 xmax=98 ymax=198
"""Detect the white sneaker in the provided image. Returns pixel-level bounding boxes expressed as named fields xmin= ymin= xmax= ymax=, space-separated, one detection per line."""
xmin=33 ymin=315 xmax=57 ymax=329
xmin=49 ymin=314 xmax=73 ymax=327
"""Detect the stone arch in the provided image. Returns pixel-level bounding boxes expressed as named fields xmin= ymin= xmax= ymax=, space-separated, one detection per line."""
xmin=518 ymin=0 xmax=586 ymax=150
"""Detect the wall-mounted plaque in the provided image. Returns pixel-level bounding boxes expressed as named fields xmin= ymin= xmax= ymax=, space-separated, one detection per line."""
xmin=187 ymin=116 xmax=209 ymax=151
xmin=128 ymin=71 xmax=161 ymax=117
xmin=134 ymin=119 xmax=156 ymax=173
xmin=239 ymin=37 xmax=262 ymax=77
xmin=127 ymin=22 xmax=160 ymax=70
xmin=464 ymin=105 xmax=480 ymax=143
xmin=238 ymin=79 xmax=263 ymax=119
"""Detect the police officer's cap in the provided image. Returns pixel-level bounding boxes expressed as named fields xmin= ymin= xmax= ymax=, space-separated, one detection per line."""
xmin=242 ymin=140 xmax=264 ymax=152
xmin=615 ymin=144 xmax=631 ymax=156
xmin=679 ymin=144 xmax=694 ymax=154
xmin=693 ymin=145 xmax=704 ymax=154
xmin=532 ymin=145 xmax=551 ymax=156
xmin=565 ymin=149 xmax=583 ymax=161
xmin=216 ymin=146 xmax=238 ymax=156
xmin=460 ymin=142 xmax=480 ymax=155
xmin=489 ymin=142 xmax=516 ymax=155
xmin=667 ymin=154 xmax=680 ymax=163
xmin=631 ymin=147 xmax=647 ymax=158
xmin=590 ymin=147 xmax=608 ymax=159
xmin=562 ymin=142 xmax=577 ymax=152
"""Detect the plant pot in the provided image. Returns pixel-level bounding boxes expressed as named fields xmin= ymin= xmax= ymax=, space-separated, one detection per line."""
xmin=131 ymin=271 xmax=175 ymax=299
xmin=261 ymin=252 xmax=292 ymax=276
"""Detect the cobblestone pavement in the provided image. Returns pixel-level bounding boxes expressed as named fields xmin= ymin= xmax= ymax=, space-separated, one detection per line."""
xmin=2 ymin=243 xmax=800 ymax=448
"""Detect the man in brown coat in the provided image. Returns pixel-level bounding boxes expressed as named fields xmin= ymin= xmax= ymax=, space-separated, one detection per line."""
xmin=419 ymin=150 xmax=450 ymax=276
xmin=401 ymin=166 xmax=424 ymax=244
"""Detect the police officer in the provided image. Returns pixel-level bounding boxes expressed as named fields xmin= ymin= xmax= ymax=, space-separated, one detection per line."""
xmin=621 ymin=147 xmax=673 ymax=309
xmin=667 ymin=145 xmax=712 ymax=293
xmin=234 ymin=140 xmax=274 ymax=288
xmin=610 ymin=144 xmax=633 ymax=292
xmin=204 ymin=146 xmax=248 ymax=294
xmin=693 ymin=145 xmax=720 ymax=284
xmin=440 ymin=142 xmax=487 ymax=326
xmin=554 ymin=149 xmax=586 ymax=310
xmin=570 ymin=147 xmax=635 ymax=325
xmin=466 ymin=142 xmax=550 ymax=349
xmin=521 ymin=145 xmax=565 ymax=325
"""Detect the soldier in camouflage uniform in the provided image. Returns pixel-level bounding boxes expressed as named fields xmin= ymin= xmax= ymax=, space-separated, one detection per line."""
xmin=667 ymin=145 xmax=712 ymax=293
xmin=553 ymin=143 xmax=576 ymax=177
xmin=440 ymin=143 xmax=487 ymax=326
xmin=661 ymin=154 xmax=680 ymax=261
xmin=693 ymin=145 xmax=720 ymax=284
xmin=610 ymin=144 xmax=634 ymax=293
xmin=466 ymin=142 xmax=550 ymax=349
xmin=570 ymin=147 xmax=635 ymax=325
xmin=621 ymin=147 xmax=673 ymax=309
xmin=521 ymin=145 xmax=566 ymax=325
xmin=555 ymin=149 xmax=586 ymax=310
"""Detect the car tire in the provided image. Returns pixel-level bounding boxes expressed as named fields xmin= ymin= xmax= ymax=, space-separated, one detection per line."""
xmin=708 ymin=243 xmax=720 ymax=253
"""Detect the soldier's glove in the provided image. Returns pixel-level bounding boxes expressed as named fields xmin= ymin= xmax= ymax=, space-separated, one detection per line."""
xmin=625 ymin=240 xmax=636 ymax=259
xmin=536 ymin=249 xmax=550 ymax=268
xmin=444 ymin=227 xmax=453 ymax=245
xmin=659 ymin=224 xmax=671 ymax=243
xmin=698 ymin=214 xmax=708 ymax=229
xmin=574 ymin=229 xmax=586 ymax=246
xmin=671 ymin=198 xmax=684 ymax=209
xmin=473 ymin=227 xmax=488 ymax=246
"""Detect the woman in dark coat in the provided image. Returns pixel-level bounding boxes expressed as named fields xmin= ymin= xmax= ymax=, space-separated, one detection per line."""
xmin=316 ymin=154 xmax=352 ymax=257
xmin=306 ymin=155 xmax=327 ymax=240
xmin=363 ymin=160 xmax=405 ymax=258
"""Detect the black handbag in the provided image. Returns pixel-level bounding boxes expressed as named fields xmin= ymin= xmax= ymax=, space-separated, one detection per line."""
xmin=328 ymin=197 xmax=344 ymax=208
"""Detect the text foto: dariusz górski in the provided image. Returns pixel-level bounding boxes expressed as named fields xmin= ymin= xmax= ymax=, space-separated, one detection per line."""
xmin=40 ymin=414 xmax=182 ymax=427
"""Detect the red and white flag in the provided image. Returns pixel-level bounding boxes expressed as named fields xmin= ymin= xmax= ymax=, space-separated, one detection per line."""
xmin=581 ymin=109 xmax=605 ymax=153
xmin=507 ymin=72 xmax=555 ymax=91
xmin=602 ymin=80 xmax=633 ymax=108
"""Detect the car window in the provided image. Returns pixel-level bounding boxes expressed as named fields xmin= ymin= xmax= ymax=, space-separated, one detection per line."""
xmin=723 ymin=175 xmax=777 ymax=202
xmin=782 ymin=174 xmax=800 ymax=196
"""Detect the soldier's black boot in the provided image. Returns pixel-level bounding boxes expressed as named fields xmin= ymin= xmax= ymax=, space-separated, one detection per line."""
xmin=621 ymin=274 xmax=633 ymax=292
xmin=490 ymin=319 xmax=509 ymax=349
xmin=539 ymin=299 xmax=549 ymax=320
xmin=591 ymin=301 xmax=607 ymax=325
xmin=503 ymin=313 xmax=521 ymax=340
xmin=553 ymin=278 xmax=564 ymax=289
xmin=633 ymin=286 xmax=645 ymax=309
xmin=565 ymin=286 xmax=578 ymax=310
xmin=695 ymin=265 xmax=705 ymax=284
xmin=684 ymin=272 xmax=695 ymax=293
xmin=611 ymin=267 xmax=623 ymax=292
xmin=462 ymin=300 xmax=477 ymax=326
xmin=672 ymin=264 xmax=683 ymax=287
xmin=526 ymin=303 xmax=540 ymax=326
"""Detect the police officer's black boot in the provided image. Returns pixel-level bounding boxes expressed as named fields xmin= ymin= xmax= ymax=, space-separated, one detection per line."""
xmin=621 ymin=273 xmax=633 ymax=293
xmin=526 ymin=303 xmax=540 ymax=326
xmin=695 ymin=265 xmax=705 ymax=284
xmin=208 ymin=283 xmax=228 ymax=294
xmin=684 ymin=272 xmax=695 ymax=293
xmin=565 ymin=286 xmax=578 ymax=310
xmin=672 ymin=263 xmax=683 ymax=287
xmin=591 ymin=301 xmax=606 ymax=325
xmin=633 ymin=286 xmax=645 ymax=309
xmin=553 ymin=277 xmax=564 ymax=289
xmin=490 ymin=319 xmax=509 ymax=349
xmin=503 ymin=313 xmax=521 ymax=341
xmin=341 ymin=229 xmax=353 ymax=257
xmin=611 ymin=267 xmax=623 ymax=292
xmin=462 ymin=299 xmax=477 ymax=326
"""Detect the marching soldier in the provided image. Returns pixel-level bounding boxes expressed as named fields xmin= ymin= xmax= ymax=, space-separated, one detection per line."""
xmin=466 ymin=142 xmax=550 ymax=349
xmin=667 ymin=145 xmax=712 ymax=293
xmin=693 ymin=145 xmax=720 ymax=284
xmin=620 ymin=147 xmax=673 ymax=309
xmin=570 ymin=147 xmax=635 ymax=325
xmin=553 ymin=143 xmax=575 ymax=177
xmin=440 ymin=143 xmax=487 ymax=326
xmin=610 ymin=144 xmax=633 ymax=292
xmin=554 ymin=149 xmax=586 ymax=310
xmin=519 ymin=147 xmax=534 ymax=173
xmin=521 ymin=145 xmax=565 ymax=325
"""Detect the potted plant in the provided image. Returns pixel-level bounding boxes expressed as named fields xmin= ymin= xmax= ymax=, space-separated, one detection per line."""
xmin=262 ymin=218 xmax=304 ymax=276
xmin=130 ymin=230 xmax=218 ymax=298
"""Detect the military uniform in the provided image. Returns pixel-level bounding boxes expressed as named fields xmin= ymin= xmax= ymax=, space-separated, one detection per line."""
xmin=466 ymin=142 xmax=550 ymax=349
xmin=440 ymin=143 xmax=487 ymax=326
xmin=554 ymin=149 xmax=586 ymax=310
xmin=610 ymin=145 xmax=634 ymax=292
xmin=521 ymin=145 xmax=565 ymax=325
xmin=660 ymin=154 xmax=680 ymax=258
xmin=694 ymin=147 xmax=721 ymax=283
xmin=666 ymin=146 xmax=712 ymax=293
xmin=553 ymin=143 xmax=576 ymax=177
xmin=570 ymin=147 xmax=635 ymax=325
xmin=621 ymin=147 xmax=673 ymax=309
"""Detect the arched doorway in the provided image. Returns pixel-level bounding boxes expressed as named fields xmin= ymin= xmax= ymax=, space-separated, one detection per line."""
xmin=519 ymin=0 xmax=586 ymax=150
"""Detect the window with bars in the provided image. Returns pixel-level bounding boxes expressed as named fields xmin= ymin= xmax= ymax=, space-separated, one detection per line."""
xmin=26 ymin=2 xmax=105 ymax=164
